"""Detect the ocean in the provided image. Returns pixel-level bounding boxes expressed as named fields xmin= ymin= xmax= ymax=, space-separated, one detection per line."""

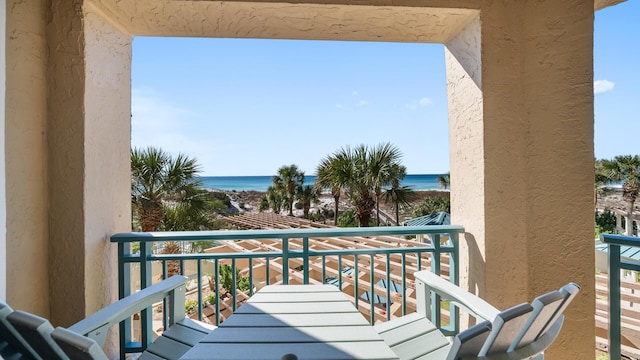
xmin=198 ymin=174 xmax=446 ymax=192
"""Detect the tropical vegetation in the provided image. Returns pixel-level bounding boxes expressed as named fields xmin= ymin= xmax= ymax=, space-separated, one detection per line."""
xmin=315 ymin=142 xmax=408 ymax=227
xmin=437 ymin=172 xmax=450 ymax=189
xmin=316 ymin=150 xmax=352 ymax=224
xmin=597 ymin=155 xmax=640 ymax=236
xmin=413 ymin=194 xmax=451 ymax=218
xmin=272 ymin=164 xmax=306 ymax=216
xmin=384 ymin=177 xmax=416 ymax=225
xmin=131 ymin=147 xmax=203 ymax=232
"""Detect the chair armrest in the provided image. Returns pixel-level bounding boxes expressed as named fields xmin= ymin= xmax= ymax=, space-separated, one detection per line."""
xmin=67 ymin=275 xmax=188 ymax=346
xmin=414 ymin=270 xmax=499 ymax=321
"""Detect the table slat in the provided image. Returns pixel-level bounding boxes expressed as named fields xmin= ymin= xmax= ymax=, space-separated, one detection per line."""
xmin=202 ymin=325 xmax=383 ymax=343
xmin=181 ymin=342 xmax=399 ymax=360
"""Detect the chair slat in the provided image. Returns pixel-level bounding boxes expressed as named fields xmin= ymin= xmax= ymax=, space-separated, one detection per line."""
xmin=445 ymin=320 xmax=492 ymax=360
xmin=51 ymin=327 xmax=109 ymax=360
xmin=535 ymin=283 xmax=580 ymax=340
xmin=6 ymin=310 xmax=68 ymax=360
xmin=479 ymin=303 xmax=533 ymax=355
xmin=508 ymin=291 xmax=564 ymax=351
xmin=376 ymin=313 xmax=450 ymax=360
xmin=0 ymin=302 xmax=41 ymax=359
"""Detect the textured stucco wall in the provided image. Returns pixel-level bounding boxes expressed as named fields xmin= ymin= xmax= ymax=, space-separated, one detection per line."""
xmin=446 ymin=1 xmax=595 ymax=358
xmin=89 ymin=0 xmax=477 ymax=43
xmin=520 ymin=2 xmax=595 ymax=357
xmin=46 ymin=1 xmax=133 ymax=327
xmin=445 ymin=15 xmax=483 ymax=296
xmin=83 ymin=3 xmax=132 ymax=317
xmin=47 ymin=0 xmax=89 ymax=325
xmin=5 ymin=0 xmax=50 ymax=316
xmin=0 ymin=0 xmax=6 ymax=301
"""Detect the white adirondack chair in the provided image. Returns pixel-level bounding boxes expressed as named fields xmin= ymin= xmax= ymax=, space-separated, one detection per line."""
xmin=1 ymin=275 xmax=215 ymax=360
xmin=374 ymin=270 xmax=580 ymax=360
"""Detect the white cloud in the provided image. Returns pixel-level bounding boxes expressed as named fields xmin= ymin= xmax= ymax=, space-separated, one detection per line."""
xmin=405 ymin=97 xmax=433 ymax=110
xmin=419 ymin=97 xmax=432 ymax=106
xmin=357 ymin=100 xmax=369 ymax=107
xmin=594 ymin=80 xmax=615 ymax=94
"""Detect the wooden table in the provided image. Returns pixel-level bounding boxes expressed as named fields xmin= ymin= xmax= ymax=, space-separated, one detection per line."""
xmin=180 ymin=284 xmax=399 ymax=360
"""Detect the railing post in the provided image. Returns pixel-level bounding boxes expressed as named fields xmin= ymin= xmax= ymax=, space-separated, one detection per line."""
xmin=303 ymin=237 xmax=309 ymax=284
xmin=117 ymin=241 xmax=130 ymax=360
xmin=432 ymin=234 xmax=441 ymax=329
xmin=140 ymin=241 xmax=153 ymax=351
xmin=608 ymin=243 xmax=622 ymax=360
xmin=282 ymin=237 xmax=289 ymax=285
xmin=450 ymin=232 xmax=460 ymax=334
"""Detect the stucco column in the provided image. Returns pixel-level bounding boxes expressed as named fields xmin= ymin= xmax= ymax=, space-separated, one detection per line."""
xmin=5 ymin=0 xmax=49 ymax=315
xmin=0 ymin=0 xmax=6 ymax=301
xmin=447 ymin=1 xmax=595 ymax=358
xmin=47 ymin=1 xmax=131 ymax=326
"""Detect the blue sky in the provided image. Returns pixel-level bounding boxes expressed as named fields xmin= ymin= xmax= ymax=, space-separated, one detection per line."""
xmin=132 ymin=1 xmax=639 ymax=176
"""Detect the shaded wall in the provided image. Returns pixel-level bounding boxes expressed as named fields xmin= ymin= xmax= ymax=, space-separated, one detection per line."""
xmin=0 ymin=0 xmax=6 ymax=300
xmin=5 ymin=0 xmax=49 ymax=316
xmin=447 ymin=1 xmax=595 ymax=358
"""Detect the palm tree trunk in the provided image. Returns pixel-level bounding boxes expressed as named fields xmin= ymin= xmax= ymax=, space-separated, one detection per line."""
xmin=138 ymin=201 xmax=164 ymax=232
xmin=333 ymin=194 xmax=340 ymax=224
xmin=375 ymin=189 xmax=381 ymax=226
xmin=627 ymin=200 xmax=635 ymax=236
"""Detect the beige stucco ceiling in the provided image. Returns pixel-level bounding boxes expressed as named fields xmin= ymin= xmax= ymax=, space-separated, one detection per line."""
xmin=88 ymin=0 xmax=626 ymax=42
xmin=595 ymin=0 xmax=627 ymax=10
xmin=87 ymin=0 xmax=479 ymax=43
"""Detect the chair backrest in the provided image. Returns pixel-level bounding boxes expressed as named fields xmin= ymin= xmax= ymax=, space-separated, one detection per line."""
xmin=0 ymin=301 xmax=41 ymax=359
xmin=6 ymin=310 xmax=69 ymax=360
xmin=446 ymin=282 xmax=580 ymax=360
xmin=50 ymin=327 xmax=109 ymax=360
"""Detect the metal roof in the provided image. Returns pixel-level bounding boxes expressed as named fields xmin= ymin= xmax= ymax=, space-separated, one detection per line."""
xmin=595 ymin=243 xmax=640 ymax=261
xmin=402 ymin=212 xmax=450 ymax=226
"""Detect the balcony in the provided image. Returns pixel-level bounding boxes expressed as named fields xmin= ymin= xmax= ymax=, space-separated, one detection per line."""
xmin=112 ymin=225 xmax=463 ymax=358
xmin=107 ymin=224 xmax=637 ymax=360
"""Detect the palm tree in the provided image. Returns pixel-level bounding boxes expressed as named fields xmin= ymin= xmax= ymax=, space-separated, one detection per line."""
xmin=315 ymin=148 xmax=353 ymax=224
xmin=263 ymin=186 xmax=287 ymax=214
xmin=347 ymin=144 xmax=377 ymax=227
xmin=369 ymin=143 xmax=404 ymax=226
xmin=316 ymin=142 xmax=406 ymax=227
xmin=384 ymin=177 xmax=416 ymax=225
xmin=272 ymin=164 xmax=305 ymax=216
xmin=413 ymin=195 xmax=451 ymax=217
xmin=595 ymin=158 xmax=613 ymax=205
xmin=297 ymin=185 xmax=320 ymax=219
xmin=437 ymin=172 xmax=450 ymax=189
xmin=600 ymin=155 xmax=640 ymax=236
xmin=131 ymin=147 xmax=202 ymax=232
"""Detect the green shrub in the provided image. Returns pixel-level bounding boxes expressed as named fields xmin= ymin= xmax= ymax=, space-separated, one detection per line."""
xmin=596 ymin=209 xmax=617 ymax=234
xmin=204 ymin=293 xmax=217 ymax=306
xmin=237 ymin=277 xmax=251 ymax=292
xmin=185 ymin=299 xmax=199 ymax=314
xmin=219 ymin=264 xmax=251 ymax=292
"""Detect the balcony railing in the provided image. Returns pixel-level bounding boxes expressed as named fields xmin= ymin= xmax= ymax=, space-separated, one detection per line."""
xmin=600 ymin=233 xmax=640 ymax=360
xmin=112 ymin=225 xmax=464 ymax=358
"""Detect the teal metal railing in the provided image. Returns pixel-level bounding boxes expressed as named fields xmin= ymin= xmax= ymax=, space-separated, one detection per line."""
xmin=600 ymin=233 xmax=640 ymax=360
xmin=112 ymin=225 xmax=464 ymax=359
